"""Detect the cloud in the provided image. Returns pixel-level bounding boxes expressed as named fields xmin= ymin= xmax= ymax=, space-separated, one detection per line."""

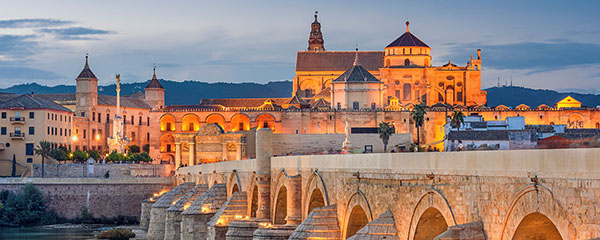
xmin=0 ymin=34 xmax=38 ymax=60
xmin=0 ymin=66 xmax=65 ymax=87
xmin=0 ymin=18 xmax=73 ymax=28
xmin=39 ymin=27 xmax=113 ymax=40
xmin=443 ymin=40 xmax=600 ymax=71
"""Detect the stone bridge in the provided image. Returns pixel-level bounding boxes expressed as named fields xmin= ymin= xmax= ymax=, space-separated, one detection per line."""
xmin=144 ymin=129 xmax=600 ymax=240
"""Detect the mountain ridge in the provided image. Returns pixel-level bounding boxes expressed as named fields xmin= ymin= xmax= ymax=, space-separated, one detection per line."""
xmin=2 ymin=80 xmax=600 ymax=108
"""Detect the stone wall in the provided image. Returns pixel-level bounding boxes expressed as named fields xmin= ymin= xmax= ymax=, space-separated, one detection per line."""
xmin=0 ymin=178 xmax=173 ymax=219
xmin=270 ymin=133 xmax=412 ymax=155
xmin=32 ymin=163 xmax=172 ymax=178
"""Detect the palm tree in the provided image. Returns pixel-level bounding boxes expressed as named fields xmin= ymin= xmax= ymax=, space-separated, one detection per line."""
xmin=34 ymin=141 xmax=51 ymax=178
xmin=377 ymin=121 xmax=395 ymax=152
xmin=410 ymin=103 xmax=427 ymax=147
xmin=450 ymin=110 xmax=465 ymax=130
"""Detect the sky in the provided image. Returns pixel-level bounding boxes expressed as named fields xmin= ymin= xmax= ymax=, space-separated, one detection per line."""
xmin=1 ymin=0 xmax=599 ymax=93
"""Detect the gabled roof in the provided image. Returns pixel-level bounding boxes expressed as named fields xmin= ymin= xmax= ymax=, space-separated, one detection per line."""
xmin=333 ymin=64 xmax=381 ymax=83
xmin=311 ymin=98 xmax=330 ymax=108
xmin=77 ymin=56 xmax=97 ymax=79
xmin=0 ymin=94 xmax=72 ymax=112
xmin=98 ymin=94 xmax=152 ymax=109
xmin=288 ymin=95 xmax=307 ymax=105
xmin=296 ymin=51 xmax=383 ymax=72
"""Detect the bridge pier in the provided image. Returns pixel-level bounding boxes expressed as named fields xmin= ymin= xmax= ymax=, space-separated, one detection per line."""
xmin=146 ymin=182 xmax=194 ymax=240
xmin=256 ymin=128 xmax=273 ymax=220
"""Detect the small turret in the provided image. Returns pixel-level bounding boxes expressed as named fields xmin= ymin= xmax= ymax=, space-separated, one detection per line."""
xmin=144 ymin=66 xmax=165 ymax=109
xmin=308 ymin=11 xmax=325 ymax=51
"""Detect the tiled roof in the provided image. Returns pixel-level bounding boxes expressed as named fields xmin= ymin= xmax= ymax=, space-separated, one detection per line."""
xmin=296 ymin=51 xmax=383 ymax=72
xmin=0 ymin=92 xmax=17 ymax=103
xmin=0 ymin=94 xmax=72 ymax=112
xmin=558 ymin=129 xmax=600 ymax=140
xmin=38 ymin=93 xmax=75 ymax=102
xmin=386 ymin=31 xmax=429 ymax=48
xmin=333 ymin=64 xmax=381 ymax=83
xmin=145 ymin=70 xmax=164 ymax=89
xmin=98 ymin=94 xmax=152 ymax=109
xmin=77 ymin=57 xmax=97 ymax=79
xmin=128 ymin=91 xmax=145 ymax=99
xmin=160 ymin=105 xmax=223 ymax=112
xmin=199 ymin=98 xmax=290 ymax=108
xmin=525 ymin=125 xmax=555 ymax=133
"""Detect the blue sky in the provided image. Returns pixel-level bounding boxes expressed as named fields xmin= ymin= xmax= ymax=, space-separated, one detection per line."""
xmin=1 ymin=1 xmax=599 ymax=93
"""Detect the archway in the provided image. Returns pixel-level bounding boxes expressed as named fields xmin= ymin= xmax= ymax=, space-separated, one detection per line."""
xmin=160 ymin=134 xmax=175 ymax=154
xmin=274 ymin=186 xmax=287 ymax=224
xmin=413 ymin=207 xmax=448 ymax=240
xmin=206 ymin=114 xmax=225 ymax=129
xmin=403 ymin=83 xmax=412 ymax=101
xmin=512 ymin=213 xmax=562 ymax=240
xmin=231 ymin=184 xmax=239 ymax=195
xmin=230 ymin=114 xmax=250 ymax=132
xmin=307 ymin=188 xmax=325 ymax=216
xmin=250 ymin=185 xmax=258 ymax=218
xmin=181 ymin=114 xmax=200 ymax=132
xmin=160 ymin=114 xmax=175 ymax=131
xmin=345 ymin=205 xmax=369 ymax=239
xmin=256 ymin=113 xmax=276 ymax=131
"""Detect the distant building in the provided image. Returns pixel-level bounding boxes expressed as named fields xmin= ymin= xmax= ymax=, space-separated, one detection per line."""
xmin=0 ymin=94 xmax=73 ymax=176
xmin=444 ymin=116 xmax=536 ymax=150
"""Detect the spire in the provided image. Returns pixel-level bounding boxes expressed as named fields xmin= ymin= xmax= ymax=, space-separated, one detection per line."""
xmin=85 ymin=53 xmax=89 ymax=68
xmin=77 ymin=53 xmax=97 ymax=79
xmin=145 ymin=65 xmax=164 ymax=89
xmin=353 ymin=44 xmax=360 ymax=66
xmin=308 ymin=10 xmax=325 ymax=51
xmin=152 ymin=64 xmax=157 ymax=80
xmin=406 ymin=21 xmax=410 ymax=32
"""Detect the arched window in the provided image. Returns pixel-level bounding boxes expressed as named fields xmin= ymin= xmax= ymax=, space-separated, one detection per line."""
xmin=474 ymin=65 xmax=479 ymax=70
xmin=352 ymin=101 xmax=359 ymax=110
xmin=371 ymin=103 xmax=376 ymax=110
xmin=403 ymin=83 xmax=411 ymax=101
xmin=404 ymin=59 xmax=410 ymax=66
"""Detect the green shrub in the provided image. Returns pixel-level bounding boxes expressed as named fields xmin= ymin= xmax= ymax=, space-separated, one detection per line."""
xmin=0 ymin=184 xmax=57 ymax=226
xmin=72 ymin=150 xmax=88 ymax=162
xmin=87 ymin=150 xmax=100 ymax=161
xmin=106 ymin=151 xmax=125 ymax=162
xmin=97 ymin=228 xmax=136 ymax=240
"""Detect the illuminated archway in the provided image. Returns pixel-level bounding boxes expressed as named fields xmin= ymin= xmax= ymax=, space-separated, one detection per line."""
xmin=181 ymin=114 xmax=200 ymax=132
xmin=230 ymin=114 xmax=250 ymax=132
xmin=273 ymin=186 xmax=287 ymax=224
xmin=413 ymin=207 xmax=448 ymax=240
xmin=307 ymin=188 xmax=325 ymax=217
xmin=160 ymin=134 xmax=175 ymax=153
xmin=206 ymin=114 xmax=225 ymax=129
xmin=256 ymin=113 xmax=276 ymax=131
xmin=345 ymin=205 xmax=369 ymax=239
xmin=512 ymin=213 xmax=562 ymax=240
xmin=160 ymin=114 xmax=175 ymax=131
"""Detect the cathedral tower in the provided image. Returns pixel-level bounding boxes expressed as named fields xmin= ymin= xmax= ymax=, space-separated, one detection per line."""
xmin=144 ymin=66 xmax=165 ymax=110
xmin=308 ymin=11 xmax=325 ymax=51
xmin=75 ymin=55 xmax=98 ymax=118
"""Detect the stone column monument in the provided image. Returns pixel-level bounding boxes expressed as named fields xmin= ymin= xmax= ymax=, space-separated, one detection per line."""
xmin=255 ymin=128 xmax=272 ymax=220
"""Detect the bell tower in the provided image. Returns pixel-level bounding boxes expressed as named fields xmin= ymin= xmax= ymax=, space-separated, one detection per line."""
xmin=144 ymin=66 xmax=165 ymax=110
xmin=75 ymin=54 xmax=98 ymax=118
xmin=308 ymin=11 xmax=325 ymax=51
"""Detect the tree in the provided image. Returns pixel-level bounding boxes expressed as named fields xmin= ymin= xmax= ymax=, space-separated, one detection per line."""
xmin=377 ymin=121 xmax=395 ymax=152
xmin=127 ymin=145 xmax=140 ymax=154
xmin=410 ymin=103 xmax=427 ymax=146
xmin=72 ymin=150 xmax=88 ymax=163
xmin=50 ymin=149 xmax=69 ymax=163
xmin=106 ymin=151 xmax=125 ymax=162
xmin=87 ymin=150 xmax=100 ymax=161
xmin=34 ymin=141 xmax=51 ymax=178
xmin=450 ymin=110 xmax=465 ymax=130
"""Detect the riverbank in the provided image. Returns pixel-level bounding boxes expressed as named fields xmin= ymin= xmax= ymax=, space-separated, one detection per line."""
xmin=0 ymin=224 xmax=147 ymax=240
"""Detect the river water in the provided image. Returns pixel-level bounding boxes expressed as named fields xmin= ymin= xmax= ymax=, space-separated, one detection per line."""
xmin=0 ymin=226 xmax=103 ymax=240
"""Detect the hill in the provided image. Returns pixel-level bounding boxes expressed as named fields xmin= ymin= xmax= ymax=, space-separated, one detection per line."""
xmin=2 ymin=81 xmax=600 ymax=108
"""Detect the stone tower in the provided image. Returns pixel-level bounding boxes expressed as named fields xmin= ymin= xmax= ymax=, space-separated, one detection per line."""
xmin=308 ymin=11 xmax=325 ymax=51
xmin=75 ymin=55 xmax=98 ymax=118
xmin=144 ymin=66 xmax=165 ymax=110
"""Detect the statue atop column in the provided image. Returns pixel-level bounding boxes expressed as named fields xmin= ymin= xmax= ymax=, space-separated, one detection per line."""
xmin=107 ymin=74 xmax=130 ymax=153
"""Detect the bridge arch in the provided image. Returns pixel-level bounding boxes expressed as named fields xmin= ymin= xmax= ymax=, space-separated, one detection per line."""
xmin=227 ymin=171 xmax=242 ymax=198
xmin=341 ymin=190 xmax=373 ymax=239
xmin=247 ymin=173 xmax=259 ymax=218
xmin=500 ymin=183 xmax=574 ymax=240
xmin=302 ymin=171 xmax=330 ymax=218
xmin=272 ymin=171 xmax=288 ymax=224
xmin=407 ymin=189 xmax=456 ymax=240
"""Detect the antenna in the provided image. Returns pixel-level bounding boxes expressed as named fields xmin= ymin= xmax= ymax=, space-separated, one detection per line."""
xmin=510 ymin=76 xmax=513 ymax=86
xmin=497 ymin=76 xmax=500 ymax=87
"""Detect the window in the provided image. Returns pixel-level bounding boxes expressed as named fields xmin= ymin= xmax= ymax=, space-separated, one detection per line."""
xmin=353 ymin=101 xmax=359 ymax=110
xmin=98 ymin=113 xmax=101 ymax=123
xmin=304 ymin=89 xmax=313 ymax=97
xmin=131 ymin=132 xmax=135 ymax=141
xmin=47 ymin=126 xmax=50 ymax=135
xmin=29 ymin=112 xmax=34 ymax=119
xmin=80 ymin=112 xmax=85 ymax=117
xmin=47 ymin=113 xmax=50 ymax=119
xmin=60 ymin=115 xmax=62 ymax=121
xmin=1 ymin=127 xmax=6 ymax=135
xmin=29 ymin=127 xmax=34 ymax=135
xmin=92 ymin=112 xmax=95 ymax=121
xmin=188 ymin=122 xmax=194 ymax=131
xmin=92 ymin=129 xmax=96 ymax=140
xmin=147 ymin=117 xmax=150 ymax=126
xmin=106 ymin=114 xmax=110 ymax=122
xmin=147 ymin=133 xmax=150 ymax=142
xmin=395 ymin=90 xmax=401 ymax=98
xmin=457 ymin=92 xmax=463 ymax=102
xmin=1 ymin=112 xmax=5 ymax=119
xmin=166 ymin=123 xmax=172 ymax=131
xmin=83 ymin=129 xmax=86 ymax=139
xmin=26 ymin=143 xmax=34 ymax=156
xmin=27 ymin=158 xmax=32 ymax=163
xmin=403 ymin=84 xmax=412 ymax=101
xmin=131 ymin=116 xmax=134 ymax=125
xmin=263 ymin=122 xmax=269 ymax=129
xmin=337 ymin=102 xmax=341 ymax=110
xmin=139 ymin=116 xmax=142 ymax=125
xmin=239 ymin=122 xmax=244 ymax=131
xmin=124 ymin=115 xmax=127 ymax=124
xmin=15 ymin=127 xmax=21 ymax=134
xmin=60 ymin=128 xmax=62 ymax=136
xmin=404 ymin=59 xmax=410 ymax=66
xmin=166 ymin=144 xmax=172 ymax=152
xmin=371 ymin=103 xmax=376 ymax=110
xmin=69 ymin=129 xmax=71 ymax=136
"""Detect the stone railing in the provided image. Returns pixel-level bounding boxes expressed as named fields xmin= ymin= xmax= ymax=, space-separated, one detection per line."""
xmin=33 ymin=163 xmax=173 ymax=178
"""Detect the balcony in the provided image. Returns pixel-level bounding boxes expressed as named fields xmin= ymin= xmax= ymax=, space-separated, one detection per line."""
xmin=10 ymin=132 xmax=25 ymax=140
xmin=9 ymin=117 xmax=25 ymax=124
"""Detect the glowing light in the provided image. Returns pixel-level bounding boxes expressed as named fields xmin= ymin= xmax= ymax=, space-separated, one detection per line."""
xmin=69 ymin=153 xmax=73 ymax=158
xmin=182 ymin=202 xmax=192 ymax=211
xmin=259 ymin=222 xmax=272 ymax=228
xmin=216 ymin=219 xmax=224 ymax=226
xmin=95 ymin=134 xmax=100 ymax=140
xmin=201 ymin=206 xmax=209 ymax=213
xmin=72 ymin=135 xmax=78 ymax=141
xmin=235 ymin=215 xmax=243 ymax=219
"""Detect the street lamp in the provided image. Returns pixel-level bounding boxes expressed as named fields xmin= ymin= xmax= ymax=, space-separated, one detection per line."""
xmin=72 ymin=135 xmax=78 ymax=142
